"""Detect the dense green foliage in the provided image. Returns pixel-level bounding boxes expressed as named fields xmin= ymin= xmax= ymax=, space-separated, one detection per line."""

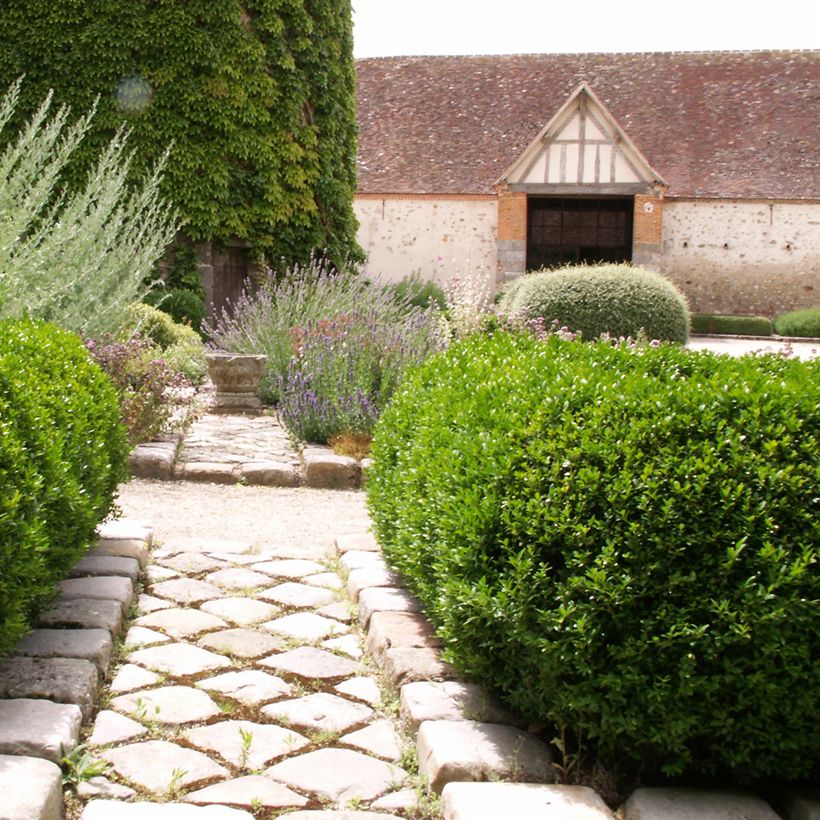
xmin=126 ymin=303 xmax=206 ymax=384
xmin=774 ymin=306 xmax=820 ymax=337
xmin=0 ymin=320 xmax=128 ymax=655
xmin=500 ymin=264 xmax=690 ymax=343
xmin=145 ymin=288 xmax=206 ymax=335
xmin=390 ymin=275 xmax=448 ymax=312
xmin=368 ymin=331 xmax=819 ymax=782
xmin=691 ymin=314 xmax=773 ymax=336
xmin=0 ymin=80 xmax=177 ymax=338
xmin=0 ymin=1 xmax=361 ymax=266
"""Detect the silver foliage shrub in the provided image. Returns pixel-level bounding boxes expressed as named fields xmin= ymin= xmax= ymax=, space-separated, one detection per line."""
xmin=0 ymin=78 xmax=177 ymax=338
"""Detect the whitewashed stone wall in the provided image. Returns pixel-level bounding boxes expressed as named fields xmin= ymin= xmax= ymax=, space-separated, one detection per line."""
xmin=661 ymin=200 xmax=820 ymax=316
xmin=354 ymin=197 xmax=497 ymax=292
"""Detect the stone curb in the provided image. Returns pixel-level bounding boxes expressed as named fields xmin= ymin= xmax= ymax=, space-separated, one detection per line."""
xmin=333 ymin=532 xmax=810 ymax=820
xmin=129 ymin=417 xmax=367 ymax=490
xmin=0 ymin=521 xmax=152 ymax=820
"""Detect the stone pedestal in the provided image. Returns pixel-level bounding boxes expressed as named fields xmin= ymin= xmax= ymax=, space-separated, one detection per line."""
xmin=205 ymin=352 xmax=267 ymax=411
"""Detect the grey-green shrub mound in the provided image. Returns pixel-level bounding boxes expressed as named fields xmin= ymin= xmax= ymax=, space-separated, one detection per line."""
xmin=0 ymin=319 xmax=128 ymax=655
xmin=499 ymin=263 xmax=690 ymax=343
xmin=368 ymin=331 xmax=819 ymax=782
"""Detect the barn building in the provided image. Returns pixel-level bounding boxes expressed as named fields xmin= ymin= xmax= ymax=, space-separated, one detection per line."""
xmin=353 ymin=51 xmax=819 ymax=316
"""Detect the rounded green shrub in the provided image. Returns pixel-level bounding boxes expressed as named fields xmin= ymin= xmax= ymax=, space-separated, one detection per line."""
xmin=368 ymin=331 xmax=819 ymax=782
xmin=773 ymin=306 xmax=820 ymax=338
xmin=125 ymin=302 xmax=205 ymax=383
xmin=0 ymin=319 xmax=128 ymax=654
xmin=144 ymin=287 xmax=206 ymax=335
xmin=691 ymin=314 xmax=773 ymax=336
xmin=499 ymin=263 xmax=690 ymax=343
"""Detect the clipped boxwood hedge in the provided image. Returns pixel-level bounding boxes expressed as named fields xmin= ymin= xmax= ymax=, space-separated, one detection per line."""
xmin=691 ymin=313 xmax=773 ymax=336
xmin=0 ymin=319 xmax=128 ymax=655
xmin=773 ymin=306 xmax=820 ymax=338
xmin=499 ymin=263 xmax=690 ymax=343
xmin=368 ymin=331 xmax=819 ymax=782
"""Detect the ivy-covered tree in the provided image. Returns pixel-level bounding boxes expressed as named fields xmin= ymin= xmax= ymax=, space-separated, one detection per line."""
xmin=0 ymin=1 xmax=362 ymax=268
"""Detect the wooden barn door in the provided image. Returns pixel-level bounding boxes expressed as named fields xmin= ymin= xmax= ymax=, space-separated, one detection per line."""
xmin=212 ymin=245 xmax=251 ymax=317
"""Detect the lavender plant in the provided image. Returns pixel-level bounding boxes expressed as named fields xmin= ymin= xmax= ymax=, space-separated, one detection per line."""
xmin=209 ymin=258 xmax=443 ymax=442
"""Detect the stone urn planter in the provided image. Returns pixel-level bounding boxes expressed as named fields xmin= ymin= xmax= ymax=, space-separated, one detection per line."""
xmin=205 ymin=352 xmax=268 ymax=412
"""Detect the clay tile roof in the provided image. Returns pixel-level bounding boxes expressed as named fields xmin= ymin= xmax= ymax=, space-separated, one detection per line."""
xmin=355 ymin=51 xmax=820 ymax=199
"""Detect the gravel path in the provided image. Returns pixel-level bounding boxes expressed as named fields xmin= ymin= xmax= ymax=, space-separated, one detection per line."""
xmin=116 ymin=480 xmax=371 ymax=561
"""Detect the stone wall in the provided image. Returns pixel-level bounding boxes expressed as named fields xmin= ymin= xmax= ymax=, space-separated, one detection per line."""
xmin=354 ymin=195 xmax=498 ymax=291
xmin=661 ymin=200 xmax=820 ymax=316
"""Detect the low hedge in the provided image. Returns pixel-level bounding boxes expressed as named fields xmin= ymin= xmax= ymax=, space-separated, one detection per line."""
xmin=0 ymin=319 xmax=128 ymax=655
xmin=773 ymin=306 xmax=820 ymax=338
xmin=691 ymin=314 xmax=773 ymax=336
xmin=499 ymin=264 xmax=690 ymax=343
xmin=368 ymin=331 xmax=819 ymax=782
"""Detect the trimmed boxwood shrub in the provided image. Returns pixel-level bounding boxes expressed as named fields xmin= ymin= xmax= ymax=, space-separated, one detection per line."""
xmin=499 ymin=263 xmax=690 ymax=343
xmin=0 ymin=319 xmax=128 ymax=655
xmin=144 ymin=288 xmax=206 ymax=336
xmin=691 ymin=314 xmax=773 ymax=336
xmin=368 ymin=331 xmax=819 ymax=782
xmin=774 ymin=306 xmax=820 ymax=338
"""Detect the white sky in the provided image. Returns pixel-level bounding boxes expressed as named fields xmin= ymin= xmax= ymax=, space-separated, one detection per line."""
xmin=352 ymin=0 xmax=818 ymax=58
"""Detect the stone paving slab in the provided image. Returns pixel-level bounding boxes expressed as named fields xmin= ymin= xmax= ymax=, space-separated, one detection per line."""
xmin=200 ymin=597 xmax=280 ymax=626
xmin=205 ymin=568 xmax=273 ymax=591
xmin=0 ymin=754 xmax=63 ymax=820
xmin=441 ymin=782 xmax=615 ymax=819
xmin=184 ymin=720 xmax=310 ymax=768
xmin=383 ymin=646 xmax=457 ymax=687
xmin=69 ymin=555 xmax=141 ymax=582
xmin=134 ymin=608 xmax=229 ymax=639
xmin=252 ymin=559 xmax=326 ymax=578
xmin=358 ymin=587 xmax=421 ymax=627
xmin=259 ymin=582 xmax=335 ymax=608
xmin=37 ymin=598 xmax=123 ymax=635
xmin=58 ymin=575 xmax=134 ymax=614
xmin=0 ymin=656 xmax=98 ymax=720
xmin=109 ymin=663 xmax=161 ymax=693
xmin=158 ymin=553 xmax=229 ymax=574
xmin=128 ymin=642 xmax=232 ymax=676
xmin=322 ymin=634 xmax=362 ymax=659
xmin=101 ymin=740 xmax=229 ymax=794
xmin=150 ymin=578 xmax=227 ymax=605
xmin=184 ymin=775 xmax=308 ymax=809
xmin=81 ymin=800 xmax=253 ymax=819
xmin=240 ymin=461 xmax=301 ymax=487
xmin=261 ymin=692 xmax=373 ymax=734
xmin=196 ymin=670 xmax=292 ymax=705
xmin=14 ymin=627 xmax=113 ymax=671
xmin=347 ymin=567 xmax=401 ymax=601
xmin=303 ymin=452 xmax=361 ymax=490
xmin=266 ymin=747 xmax=407 ymax=803
xmin=111 ymin=686 xmax=221 ymax=724
xmin=262 ymin=612 xmax=349 ymax=642
xmin=782 ymin=789 xmax=820 ymax=820
xmin=259 ymin=646 xmax=360 ymax=681
xmin=340 ymin=550 xmax=387 ymax=571
xmin=125 ymin=626 xmax=172 ymax=648
xmin=400 ymin=680 xmax=518 ymax=731
xmin=416 ymin=720 xmax=554 ymax=794
xmin=0 ymin=698 xmax=82 ymax=763
xmin=335 ymin=532 xmax=380 ymax=553
xmin=76 ymin=777 xmax=136 ymax=800
xmin=198 ymin=627 xmax=286 ymax=658
xmin=88 ymin=710 xmax=148 ymax=745
xmin=621 ymin=787 xmax=781 ymax=819
xmin=340 ymin=719 xmax=402 ymax=761
xmin=283 ymin=813 xmax=401 ymax=820
xmin=367 ymin=611 xmax=443 ymax=664
xmin=334 ymin=676 xmax=382 ymax=706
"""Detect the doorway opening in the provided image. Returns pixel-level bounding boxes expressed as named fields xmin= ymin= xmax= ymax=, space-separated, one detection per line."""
xmin=526 ymin=197 xmax=633 ymax=270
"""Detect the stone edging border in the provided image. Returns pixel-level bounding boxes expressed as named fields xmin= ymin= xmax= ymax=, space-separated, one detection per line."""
xmin=333 ymin=532 xmax=818 ymax=820
xmin=0 ymin=520 xmax=152 ymax=820
xmin=129 ymin=434 xmax=370 ymax=491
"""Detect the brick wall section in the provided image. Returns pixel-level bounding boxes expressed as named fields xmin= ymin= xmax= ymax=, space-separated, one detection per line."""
xmin=633 ymin=195 xmax=663 ymax=245
xmin=497 ymin=187 xmax=527 ymax=241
